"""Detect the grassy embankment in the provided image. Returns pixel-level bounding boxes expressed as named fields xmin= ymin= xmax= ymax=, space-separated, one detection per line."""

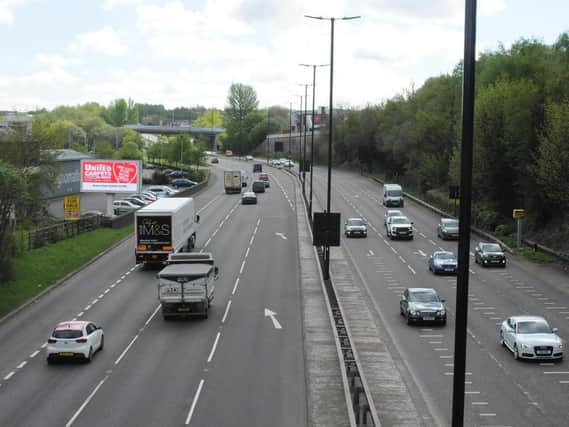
xmin=0 ymin=226 xmax=133 ymax=319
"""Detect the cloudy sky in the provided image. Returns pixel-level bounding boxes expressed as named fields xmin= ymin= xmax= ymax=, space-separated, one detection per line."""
xmin=0 ymin=0 xmax=567 ymax=111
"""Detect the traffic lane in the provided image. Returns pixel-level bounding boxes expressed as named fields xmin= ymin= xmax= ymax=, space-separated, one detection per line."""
xmin=190 ymin=180 xmax=305 ymax=427
xmin=62 ymin=191 xmax=262 ymax=426
xmin=0 ymin=264 xmax=160 ymax=427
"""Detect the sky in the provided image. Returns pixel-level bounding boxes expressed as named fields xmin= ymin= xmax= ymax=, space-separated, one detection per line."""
xmin=0 ymin=0 xmax=568 ymax=112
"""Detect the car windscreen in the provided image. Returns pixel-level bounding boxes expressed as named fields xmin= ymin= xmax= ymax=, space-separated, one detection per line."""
xmin=53 ymin=330 xmax=83 ymax=339
xmin=409 ymin=291 xmax=438 ymax=303
xmin=517 ymin=321 xmax=551 ymax=334
xmin=436 ymin=252 xmax=455 ymax=260
xmin=387 ymin=190 xmax=401 ymax=197
xmin=482 ymin=243 xmax=501 ymax=252
xmin=442 ymin=219 xmax=458 ymax=227
xmin=347 ymin=219 xmax=365 ymax=226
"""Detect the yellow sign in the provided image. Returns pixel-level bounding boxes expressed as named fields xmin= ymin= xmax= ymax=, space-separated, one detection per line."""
xmin=64 ymin=195 xmax=80 ymax=220
xmin=512 ymin=209 xmax=525 ymax=219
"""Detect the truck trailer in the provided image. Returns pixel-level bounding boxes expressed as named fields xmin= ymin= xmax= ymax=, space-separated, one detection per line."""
xmin=224 ymin=170 xmax=243 ymax=194
xmin=135 ymin=197 xmax=199 ymax=266
xmin=157 ymin=253 xmax=219 ymax=319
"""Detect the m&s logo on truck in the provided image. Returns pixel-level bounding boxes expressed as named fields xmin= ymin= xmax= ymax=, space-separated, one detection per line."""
xmin=137 ymin=216 xmax=172 ymax=245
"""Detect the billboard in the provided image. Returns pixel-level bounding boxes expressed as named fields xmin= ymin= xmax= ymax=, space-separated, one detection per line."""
xmin=80 ymin=160 xmax=141 ymax=193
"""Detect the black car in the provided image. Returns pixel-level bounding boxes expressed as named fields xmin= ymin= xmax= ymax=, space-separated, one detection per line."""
xmin=400 ymin=288 xmax=446 ymax=325
xmin=211 ymin=157 xmax=219 ymax=164
xmin=474 ymin=242 xmax=506 ymax=267
xmin=252 ymin=181 xmax=266 ymax=193
xmin=171 ymin=178 xmax=197 ymax=188
xmin=167 ymin=170 xmax=187 ymax=178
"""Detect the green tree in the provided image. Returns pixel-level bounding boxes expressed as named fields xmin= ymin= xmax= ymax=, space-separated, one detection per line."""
xmin=118 ymin=141 xmax=143 ymax=160
xmin=224 ymin=83 xmax=259 ymax=155
xmin=192 ymin=109 xmax=223 ymax=128
xmin=105 ymin=98 xmax=128 ymax=127
xmin=94 ymin=141 xmax=114 ymax=159
xmin=127 ymin=98 xmax=139 ymax=124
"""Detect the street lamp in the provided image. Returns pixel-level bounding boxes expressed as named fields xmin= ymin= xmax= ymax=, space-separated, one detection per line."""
xmin=288 ymin=102 xmax=292 ymax=155
xmin=305 ymin=14 xmax=361 ymax=280
xmin=300 ymin=63 xmax=329 ymax=220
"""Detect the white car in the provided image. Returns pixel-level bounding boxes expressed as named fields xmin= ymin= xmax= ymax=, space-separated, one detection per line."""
xmin=146 ymin=185 xmax=178 ymax=198
xmin=113 ymin=199 xmax=140 ymax=215
xmin=500 ymin=316 xmax=563 ymax=360
xmin=386 ymin=215 xmax=414 ymax=240
xmin=46 ymin=321 xmax=104 ymax=363
xmin=245 ymin=155 xmax=254 ymax=161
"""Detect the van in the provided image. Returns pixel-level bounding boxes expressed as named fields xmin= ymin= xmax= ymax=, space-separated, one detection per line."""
xmin=383 ymin=184 xmax=404 ymax=207
xmin=253 ymin=163 xmax=263 ymax=173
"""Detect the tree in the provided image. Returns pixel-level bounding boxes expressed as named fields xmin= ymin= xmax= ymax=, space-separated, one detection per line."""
xmin=224 ymin=83 xmax=259 ymax=155
xmin=105 ymin=98 xmax=128 ymax=127
xmin=94 ymin=141 xmax=114 ymax=159
xmin=127 ymin=98 xmax=139 ymax=124
xmin=0 ymin=160 xmax=29 ymax=282
xmin=118 ymin=141 xmax=143 ymax=160
xmin=192 ymin=109 xmax=223 ymax=128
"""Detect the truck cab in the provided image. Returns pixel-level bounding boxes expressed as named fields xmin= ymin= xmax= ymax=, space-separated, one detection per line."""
xmin=157 ymin=253 xmax=219 ymax=319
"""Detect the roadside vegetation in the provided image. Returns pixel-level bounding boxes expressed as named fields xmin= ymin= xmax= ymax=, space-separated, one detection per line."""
xmin=0 ymin=226 xmax=132 ymax=319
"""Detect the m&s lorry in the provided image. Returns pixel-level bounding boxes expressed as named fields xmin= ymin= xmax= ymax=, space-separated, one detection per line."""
xmin=135 ymin=197 xmax=199 ymax=266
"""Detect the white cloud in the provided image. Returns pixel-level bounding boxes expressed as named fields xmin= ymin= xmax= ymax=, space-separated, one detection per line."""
xmin=101 ymin=0 xmax=148 ymax=11
xmin=0 ymin=0 xmax=25 ymax=25
xmin=36 ymin=53 xmax=81 ymax=68
xmin=70 ymin=27 xmax=127 ymax=56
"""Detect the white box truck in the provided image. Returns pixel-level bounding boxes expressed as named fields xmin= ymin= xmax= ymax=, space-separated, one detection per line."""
xmin=224 ymin=170 xmax=242 ymax=194
xmin=135 ymin=197 xmax=199 ymax=265
xmin=157 ymin=253 xmax=219 ymax=319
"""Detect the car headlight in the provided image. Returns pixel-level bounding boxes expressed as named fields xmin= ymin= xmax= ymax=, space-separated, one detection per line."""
xmin=409 ymin=309 xmax=417 ymax=315
xmin=557 ymin=342 xmax=563 ymax=350
xmin=521 ymin=343 xmax=529 ymax=350
xmin=438 ymin=309 xmax=446 ymax=315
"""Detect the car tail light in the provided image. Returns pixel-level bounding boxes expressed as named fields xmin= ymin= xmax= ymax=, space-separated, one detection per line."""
xmin=137 ymin=245 xmax=147 ymax=251
xmin=76 ymin=338 xmax=88 ymax=343
xmin=48 ymin=338 xmax=57 ymax=344
xmin=162 ymin=246 xmax=173 ymax=251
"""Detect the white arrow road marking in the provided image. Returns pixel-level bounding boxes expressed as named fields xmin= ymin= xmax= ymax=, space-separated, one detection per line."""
xmin=275 ymin=233 xmax=287 ymax=240
xmin=264 ymin=308 xmax=282 ymax=329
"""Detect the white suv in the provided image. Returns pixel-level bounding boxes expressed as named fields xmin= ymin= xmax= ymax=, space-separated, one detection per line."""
xmin=386 ymin=215 xmax=414 ymax=240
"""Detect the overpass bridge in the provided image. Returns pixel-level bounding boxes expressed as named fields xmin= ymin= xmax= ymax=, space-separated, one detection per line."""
xmin=124 ymin=124 xmax=225 ymax=151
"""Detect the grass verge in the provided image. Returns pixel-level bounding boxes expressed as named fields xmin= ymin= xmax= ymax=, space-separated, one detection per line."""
xmin=0 ymin=226 xmax=133 ymax=319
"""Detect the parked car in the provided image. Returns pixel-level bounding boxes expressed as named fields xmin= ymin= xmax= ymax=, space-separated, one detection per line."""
xmin=259 ymin=173 xmax=270 ymax=187
xmin=386 ymin=216 xmax=414 ymax=240
xmin=280 ymin=158 xmax=293 ymax=168
xmin=344 ymin=218 xmax=368 ymax=238
xmin=474 ymin=242 xmax=506 ymax=267
xmin=167 ymin=170 xmax=187 ymax=179
xmin=113 ymin=200 xmax=140 ymax=215
xmin=146 ymin=185 xmax=178 ymax=198
xmin=270 ymin=159 xmax=281 ymax=166
xmin=122 ymin=197 xmax=148 ymax=207
xmin=241 ymin=191 xmax=257 ymax=204
xmin=171 ymin=178 xmax=197 ymax=188
xmin=384 ymin=209 xmax=402 ymax=225
xmin=500 ymin=316 xmax=563 ymax=360
xmin=245 ymin=155 xmax=254 ymax=161
xmin=225 ymin=149 xmax=233 ymax=157
xmin=211 ymin=157 xmax=219 ymax=164
xmin=129 ymin=192 xmax=157 ymax=203
xmin=46 ymin=321 xmax=104 ymax=363
xmin=428 ymin=251 xmax=458 ymax=274
xmin=400 ymin=288 xmax=446 ymax=325
xmin=437 ymin=218 xmax=459 ymax=240
xmin=252 ymin=180 xmax=266 ymax=193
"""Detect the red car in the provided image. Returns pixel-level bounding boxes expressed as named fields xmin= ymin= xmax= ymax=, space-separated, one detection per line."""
xmin=258 ymin=173 xmax=270 ymax=187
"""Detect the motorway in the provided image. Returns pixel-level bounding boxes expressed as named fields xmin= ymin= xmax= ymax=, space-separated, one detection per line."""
xmin=0 ymin=160 xmax=307 ymax=427
xmin=308 ymin=166 xmax=569 ymax=426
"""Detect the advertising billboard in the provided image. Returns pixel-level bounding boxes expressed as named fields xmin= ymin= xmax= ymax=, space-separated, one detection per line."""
xmin=80 ymin=160 xmax=141 ymax=193
xmin=64 ymin=195 xmax=80 ymax=220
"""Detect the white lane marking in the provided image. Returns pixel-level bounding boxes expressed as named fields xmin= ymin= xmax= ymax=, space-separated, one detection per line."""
xmin=17 ymin=361 xmax=27 ymax=369
xmin=445 ymin=363 xmax=454 ymax=367
xmin=198 ymin=194 xmax=221 ymax=214
xmin=418 ymin=250 xmax=427 ymax=257
xmin=207 ymin=332 xmax=221 ymax=363
xmin=490 ymin=317 xmax=502 ymax=320
xmin=440 ymin=355 xmax=453 ymax=359
xmin=383 ymin=239 xmax=390 ymax=245
xmin=221 ymin=300 xmax=232 ymax=324
xmin=77 ymin=312 xmax=84 ymax=318
xmin=543 ymin=371 xmax=569 ymax=374
xmin=114 ymin=334 xmax=139 ymax=365
xmin=483 ymin=312 xmax=496 ymax=315
xmin=537 ymin=297 xmax=549 ymax=300
xmin=479 ymin=413 xmax=496 ymax=417
xmin=185 ymin=379 xmax=205 ymax=425
xmin=559 ymin=312 xmax=569 ymax=314
xmin=4 ymin=371 xmax=15 ymax=380
xmin=145 ymin=304 xmax=161 ymax=326
xmin=473 ymin=307 xmax=496 ymax=310
xmin=245 ymin=248 xmax=250 ymax=258
xmin=98 ymin=294 xmax=104 ymax=299
xmin=546 ymin=307 xmax=568 ymax=310
xmin=434 ymin=348 xmax=449 ymax=351
xmin=250 ymin=236 xmax=255 ymax=245
xmin=84 ymin=305 xmax=91 ymax=311
xmin=204 ymin=238 xmax=211 ymax=247
xmin=121 ymin=275 xmax=126 ymax=280
xmin=256 ymin=218 xmax=261 ymax=226
xmin=465 ymin=391 xmax=480 ymax=394
xmin=419 ymin=233 xmax=426 ymax=238
xmin=420 ymin=334 xmax=443 ymax=338
xmin=239 ymin=260 xmax=246 ymax=274
xmin=472 ymin=402 xmax=488 ymax=405
xmin=444 ymin=372 xmax=454 ymax=376
xmin=544 ymin=302 xmax=555 ymax=305
xmin=408 ymin=265 xmax=416 ymax=275
xmin=66 ymin=376 xmax=108 ymax=427
xmin=398 ymin=255 xmax=406 ymax=264
xmin=41 ymin=342 xmax=47 ymax=348
xmin=104 ymin=289 xmax=110 ymax=294
xmin=429 ymin=341 xmax=443 ymax=344
xmin=390 ymin=247 xmax=398 ymax=254
xmin=125 ymin=271 xmax=131 ymax=276
xmin=429 ymin=239 xmax=437 ymax=245
xmin=30 ymin=350 xmax=40 ymax=358
xmin=232 ymin=278 xmax=240 ymax=295
xmin=368 ymin=250 xmax=375 ymax=256
xmin=539 ymin=363 xmax=554 ymax=366
xmin=560 ymin=381 xmax=569 ymax=384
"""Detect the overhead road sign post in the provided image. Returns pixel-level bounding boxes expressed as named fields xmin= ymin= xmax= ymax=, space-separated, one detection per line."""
xmin=449 ymin=185 xmax=460 ymax=217
xmin=513 ymin=209 xmax=525 ymax=248
xmin=64 ymin=195 xmax=80 ymax=221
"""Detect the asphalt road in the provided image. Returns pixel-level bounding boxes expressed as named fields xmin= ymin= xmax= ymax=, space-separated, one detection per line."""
xmin=309 ymin=165 xmax=569 ymax=426
xmin=0 ymin=159 xmax=307 ymax=427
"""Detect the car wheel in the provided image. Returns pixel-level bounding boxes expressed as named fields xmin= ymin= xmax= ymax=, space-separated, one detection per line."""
xmin=99 ymin=335 xmax=104 ymax=352
xmin=46 ymin=356 xmax=54 ymax=365
xmin=440 ymin=319 xmax=447 ymax=326
xmin=513 ymin=343 xmax=519 ymax=360
xmin=406 ymin=313 xmax=413 ymax=325
xmin=500 ymin=331 xmax=505 ymax=347
xmin=86 ymin=347 xmax=93 ymax=363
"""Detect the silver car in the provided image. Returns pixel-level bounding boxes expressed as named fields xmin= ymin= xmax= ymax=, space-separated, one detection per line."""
xmin=437 ymin=218 xmax=459 ymax=240
xmin=344 ymin=218 xmax=367 ymax=238
xmin=384 ymin=209 xmax=402 ymax=225
xmin=500 ymin=316 xmax=563 ymax=360
xmin=400 ymin=288 xmax=446 ymax=325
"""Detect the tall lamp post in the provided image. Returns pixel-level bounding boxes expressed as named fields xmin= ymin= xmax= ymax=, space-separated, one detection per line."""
xmin=289 ymin=102 xmax=292 ymax=155
xmin=300 ymin=63 xmax=329 ymax=220
xmin=305 ymin=14 xmax=361 ymax=279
